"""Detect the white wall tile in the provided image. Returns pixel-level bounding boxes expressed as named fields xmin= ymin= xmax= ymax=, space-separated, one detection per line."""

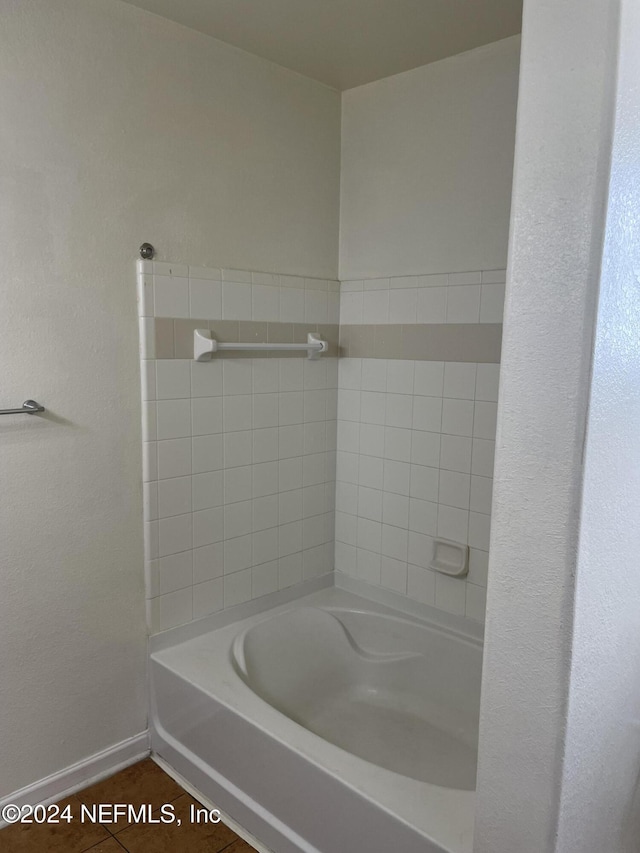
xmin=224 ymin=500 xmax=253 ymax=539
xmin=358 ymin=455 xmax=384 ymax=490
xmin=193 ymin=507 xmax=223 ymax=548
xmin=358 ymin=486 xmax=383 ymax=522
xmin=410 ymin=464 xmax=439 ymax=502
xmin=254 ymin=495 xmax=279 ymax=531
xmin=156 ymin=400 xmax=191 ymax=440
xmin=158 ymin=438 xmax=192 ymax=479
xmin=475 ymin=363 xmax=500 ymax=402
xmin=359 ymin=424 xmax=385 ymax=458
xmin=193 ymin=577 xmax=224 ymax=619
xmin=446 ymin=285 xmax=481 ymax=323
xmin=158 ymin=513 xmax=192 ymax=557
xmin=410 ymin=430 xmax=440 ymax=468
xmin=437 ymin=504 xmax=468 ymax=544
xmin=222 ymin=282 xmax=252 ymax=319
xmin=253 ymin=461 xmax=278 ymax=498
xmin=362 ymin=289 xmax=389 ymax=324
xmin=386 ymin=395 xmax=413 ymax=429
xmin=159 ymin=550 xmax=193 ymax=594
xmin=158 ymin=476 xmax=192 ymax=518
xmin=480 ymin=283 xmax=506 ymax=323
xmin=362 ymin=359 xmax=387 ymax=392
xmin=155 ymin=276 xmax=189 ymax=317
xmin=279 ymin=457 xmax=303 ymax=491
xmin=252 ymin=285 xmax=280 ymax=321
xmin=442 ymin=399 xmax=474 ymax=436
xmin=389 ymin=288 xmax=417 ymax=324
xmin=413 ymin=396 xmax=443 ymax=432
xmin=224 ymin=395 xmax=252 ymax=432
xmin=384 ymin=427 xmax=412 ymax=462
xmin=468 ymin=511 xmax=491 ymax=550
xmin=435 ymin=573 xmax=466 ymax=615
xmin=380 ymin=557 xmax=408 ymax=593
xmin=192 ymin=434 xmax=223 ymax=474
xmin=253 ymin=527 xmax=279 ymax=564
xmin=360 ymin=392 xmax=386 ymax=425
xmin=252 ymin=560 xmax=279 ymax=598
xmin=386 ymin=360 xmax=415 ymax=394
xmin=417 ymin=287 xmax=447 ymax=323
xmin=158 ymin=588 xmax=192 ymax=631
xmin=279 ymin=392 xmax=303 ymax=426
xmin=440 ymin=434 xmax=473 ymax=473
xmin=414 ymin=362 xmax=444 ymax=397
xmin=471 ymin=438 xmax=496 ymax=477
xmin=192 ymin=471 xmax=223 ymax=512
xmin=224 ymin=535 xmax=253 ymax=573
xmin=224 ymin=465 xmax=252 ymax=503
xmin=383 ymin=492 xmax=409 ymax=529
xmin=224 ymin=568 xmax=252 ymax=607
xmin=191 ymin=361 xmax=223 ymax=397
xmin=357 ymin=548 xmax=381 ymax=585
xmin=474 ymin=401 xmax=498 ymax=439
xmin=409 ymin=498 xmax=438 ymax=536
xmin=224 ymin=431 xmax=252 ymax=468
xmin=305 ymin=289 xmax=329 ymax=324
xmin=470 ymin=475 xmax=493 ymax=514
xmin=340 ymin=291 xmax=363 ymax=324
xmin=407 ymin=565 xmax=436 ymax=605
xmin=383 ymin=460 xmax=411 ymax=496
xmin=191 ymin=397 xmax=223 ymax=436
xmin=252 ymin=360 xmax=279 ymax=394
xmin=157 ymin=360 xmax=190 ymax=400
xmin=444 ymin=363 xmax=477 ymax=400
xmin=279 ymin=553 xmax=303 ymax=588
xmin=190 ymin=281 xmax=222 ymax=319
xmin=438 ymin=470 xmax=471 ymax=510
xmin=407 ymin=531 xmax=434 ymax=569
xmin=381 ymin=524 xmax=408 ymax=561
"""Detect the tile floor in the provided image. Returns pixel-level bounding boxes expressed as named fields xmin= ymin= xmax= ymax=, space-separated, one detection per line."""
xmin=0 ymin=759 xmax=259 ymax=852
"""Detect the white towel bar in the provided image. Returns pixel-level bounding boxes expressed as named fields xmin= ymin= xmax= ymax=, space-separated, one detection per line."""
xmin=193 ymin=329 xmax=328 ymax=362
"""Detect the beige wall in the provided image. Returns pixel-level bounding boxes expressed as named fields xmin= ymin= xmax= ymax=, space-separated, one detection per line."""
xmin=339 ymin=36 xmax=520 ymax=280
xmin=0 ymin=0 xmax=340 ymax=797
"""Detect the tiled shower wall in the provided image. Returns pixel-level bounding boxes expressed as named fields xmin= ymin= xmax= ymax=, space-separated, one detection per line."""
xmin=138 ymin=261 xmax=339 ymax=633
xmin=334 ymin=270 xmax=505 ymax=623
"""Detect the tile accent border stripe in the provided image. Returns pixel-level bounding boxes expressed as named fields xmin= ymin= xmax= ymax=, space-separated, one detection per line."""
xmin=148 ymin=319 xmax=340 ymax=359
xmin=339 ymin=324 xmax=502 ymax=363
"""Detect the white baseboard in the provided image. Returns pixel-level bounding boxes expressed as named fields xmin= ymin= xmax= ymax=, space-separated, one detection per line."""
xmin=0 ymin=731 xmax=150 ymax=827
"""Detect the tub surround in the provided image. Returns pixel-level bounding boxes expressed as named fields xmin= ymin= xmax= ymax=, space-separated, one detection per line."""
xmin=139 ymin=262 xmax=501 ymax=634
xmin=138 ymin=261 xmax=339 ymax=633
xmin=334 ymin=269 xmax=504 ymax=624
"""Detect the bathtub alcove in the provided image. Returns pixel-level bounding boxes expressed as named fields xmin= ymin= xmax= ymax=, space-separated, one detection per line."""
xmin=150 ymin=587 xmax=482 ymax=853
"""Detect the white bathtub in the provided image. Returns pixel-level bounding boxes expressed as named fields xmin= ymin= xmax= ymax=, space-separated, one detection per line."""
xmin=150 ymin=587 xmax=482 ymax=853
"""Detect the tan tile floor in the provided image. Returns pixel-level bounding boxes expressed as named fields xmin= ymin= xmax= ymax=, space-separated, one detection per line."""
xmin=0 ymin=759 xmax=258 ymax=852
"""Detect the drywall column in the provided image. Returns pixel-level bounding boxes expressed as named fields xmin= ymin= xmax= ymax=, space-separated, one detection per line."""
xmin=475 ymin=1 xmax=640 ymax=851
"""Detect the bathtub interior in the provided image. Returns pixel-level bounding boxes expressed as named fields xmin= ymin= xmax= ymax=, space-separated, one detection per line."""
xmin=232 ymin=605 xmax=481 ymax=790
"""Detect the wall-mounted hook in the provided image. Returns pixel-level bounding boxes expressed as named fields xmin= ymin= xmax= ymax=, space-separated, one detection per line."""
xmin=139 ymin=243 xmax=155 ymax=260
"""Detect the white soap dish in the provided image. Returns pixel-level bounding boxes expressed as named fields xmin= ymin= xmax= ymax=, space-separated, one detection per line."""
xmin=430 ymin=538 xmax=469 ymax=577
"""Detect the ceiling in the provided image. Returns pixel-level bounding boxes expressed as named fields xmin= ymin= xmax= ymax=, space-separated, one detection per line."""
xmin=122 ymin=0 xmax=522 ymax=90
